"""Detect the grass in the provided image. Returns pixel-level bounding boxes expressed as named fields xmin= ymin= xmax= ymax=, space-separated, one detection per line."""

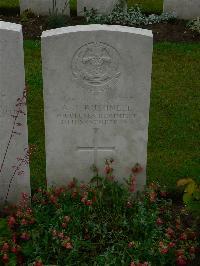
xmin=127 ymin=0 xmax=163 ymax=14
xmin=0 ymin=0 xmax=164 ymax=14
xmin=0 ymin=0 xmax=19 ymax=9
xmin=23 ymin=41 xmax=200 ymax=191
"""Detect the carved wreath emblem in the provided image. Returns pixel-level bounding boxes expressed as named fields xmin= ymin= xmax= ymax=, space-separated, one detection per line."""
xmin=72 ymin=42 xmax=120 ymax=92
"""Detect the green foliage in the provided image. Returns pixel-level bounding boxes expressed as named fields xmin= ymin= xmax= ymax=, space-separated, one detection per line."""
xmin=0 ymin=175 xmax=199 ymax=265
xmin=187 ymin=17 xmax=200 ymax=34
xmin=85 ymin=5 xmax=176 ymax=26
xmin=177 ymin=178 xmax=200 ymax=216
xmin=127 ymin=0 xmax=163 ymax=14
xmin=0 ymin=0 xmax=19 ymax=9
xmin=20 ymin=9 xmax=35 ymax=23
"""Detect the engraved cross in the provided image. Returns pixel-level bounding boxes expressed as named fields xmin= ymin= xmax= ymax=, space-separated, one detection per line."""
xmin=77 ymin=128 xmax=115 ymax=166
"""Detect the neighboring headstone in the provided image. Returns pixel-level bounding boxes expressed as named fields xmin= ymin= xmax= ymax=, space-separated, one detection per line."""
xmin=164 ymin=0 xmax=200 ymax=19
xmin=20 ymin=0 xmax=70 ymax=16
xmin=0 ymin=22 xmax=30 ymax=204
xmin=77 ymin=0 xmax=121 ymax=16
xmin=42 ymin=25 xmax=153 ymax=191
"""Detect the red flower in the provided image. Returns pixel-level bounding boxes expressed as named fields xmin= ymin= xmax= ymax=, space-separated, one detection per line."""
xmin=11 ymin=246 xmax=18 ymax=254
xmin=21 ymin=218 xmax=28 ymax=226
xmin=160 ymin=191 xmax=167 ymax=197
xmin=50 ymin=195 xmax=57 ymax=204
xmin=161 ymin=248 xmax=168 ymax=254
xmin=132 ymin=163 xmax=143 ymax=174
xmin=62 ymin=223 xmax=67 ymax=229
xmin=129 ymin=175 xmax=137 ymax=192
xmin=34 ymin=260 xmax=43 ymax=266
xmin=71 ymin=191 xmax=78 ymax=198
xmin=63 ymin=242 xmax=73 ymax=249
xmin=166 ymin=227 xmax=174 ymax=236
xmin=12 ymin=233 xmax=17 ymax=243
xmin=2 ymin=243 xmax=9 ymax=252
xmin=127 ymin=201 xmax=132 ymax=208
xmin=130 ymin=262 xmax=136 ymax=266
xmin=85 ymin=200 xmax=93 ymax=206
xmin=104 ymin=165 xmax=113 ymax=175
xmin=20 ymin=232 xmax=30 ymax=241
xmin=168 ymin=242 xmax=176 ymax=248
xmin=176 ymin=256 xmax=187 ymax=266
xmin=179 ymin=233 xmax=187 ymax=241
xmin=8 ymin=216 xmax=16 ymax=228
xmin=67 ymin=180 xmax=76 ymax=189
xmin=156 ymin=218 xmax=163 ymax=225
xmin=2 ymin=253 xmax=9 ymax=264
xmin=176 ymin=249 xmax=185 ymax=257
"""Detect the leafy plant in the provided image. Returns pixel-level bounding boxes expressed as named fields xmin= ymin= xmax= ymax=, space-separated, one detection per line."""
xmin=85 ymin=5 xmax=176 ymax=26
xmin=0 ymin=163 xmax=199 ymax=265
xmin=187 ymin=17 xmax=200 ymax=34
xmin=20 ymin=9 xmax=35 ymax=23
xmin=47 ymin=0 xmax=70 ymax=29
xmin=177 ymin=178 xmax=200 ymax=216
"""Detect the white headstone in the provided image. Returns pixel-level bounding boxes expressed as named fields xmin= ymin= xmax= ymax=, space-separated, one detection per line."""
xmin=20 ymin=0 xmax=70 ymax=16
xmin=0 ymin=22 xmax=30 ymax=204
xmin=164 ymin=0 xmax=200 ymax=19
xmin=42 ymin=25 xmax=153 ymax=191
xmin=77 ymin=0 xmax=120 ymax=16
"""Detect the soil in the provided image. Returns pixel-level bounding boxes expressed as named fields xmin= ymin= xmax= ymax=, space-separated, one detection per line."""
xmin=0 ymin=12 xmax=200 ymax=42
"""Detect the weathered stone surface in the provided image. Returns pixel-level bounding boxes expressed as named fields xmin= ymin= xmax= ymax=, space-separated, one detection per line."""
xmin=20 ymin=0 xmax=70 ymax=16
xmin=0 ymin=22 xmax=30 ymax=204
xmin=42 ymin=25 xmax=153 ymax=190
xmin=164 ymin=0 xmax=200 ymax=19
xmin=77 ymin=0 xmax=121 ymax=16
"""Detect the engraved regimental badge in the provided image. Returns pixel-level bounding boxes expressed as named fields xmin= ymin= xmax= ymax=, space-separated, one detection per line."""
xmin=72 ymin=42 xmax=121 ymax=92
